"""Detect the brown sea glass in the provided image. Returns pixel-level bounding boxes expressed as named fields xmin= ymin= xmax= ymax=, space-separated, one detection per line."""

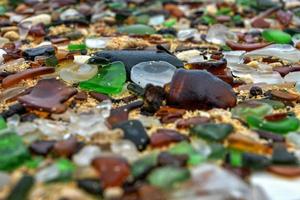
xmin=150 ymin=129 xmax=189 ymax=148
xmin=2 ymin=67 xmax=55 ymax=88
xmin=227 ymin=134 xmax=272 ymax=155
xmin=18 ymin=78 xmax=77 ymax=113
xmin=166 ymin=69 xmax=236 ymax=110
xmin=92 ymin=156 xmax=130 ymax=188
xmin=267 ymin=165 xmax=300 ymax=177
xmin=270 ymin=90 xmax=300 ymax=101
xmin=176 ymin=116 xmax=211 ymax=129
xmin=273 ymin=65 xmax=300 ymax=77
xmin=187 ymin=59 xmax=234 ymax=84
xmin=155 ymin=106 xmax=186 ymax=123
xmin=226 ymin=41 xmax=271 ymax=51
xmin=53 ymin=136 xmax=78 ymax=157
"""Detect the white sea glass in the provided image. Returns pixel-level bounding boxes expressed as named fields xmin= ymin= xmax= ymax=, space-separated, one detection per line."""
xmin=131 ymin=61 xmax=176 ymax=88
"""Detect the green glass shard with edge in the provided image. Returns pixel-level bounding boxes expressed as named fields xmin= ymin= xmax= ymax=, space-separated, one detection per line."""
xmin=0 ymin=129 xmax=30 ymax=171
xmin=79 ymin=61 xmax=126 ymax=94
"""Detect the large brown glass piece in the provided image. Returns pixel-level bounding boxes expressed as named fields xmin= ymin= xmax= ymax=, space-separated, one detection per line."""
xmin=166 ymin=69 xmax=237 ymax=110
xmin=18 ymin=78 xmax=77 ymax=113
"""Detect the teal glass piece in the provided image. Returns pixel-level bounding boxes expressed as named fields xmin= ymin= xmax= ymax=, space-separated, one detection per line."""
xmin=209 ymin=143 xmax=227 ymax=160
xmin=0 ymin=6 xmax=7 ymax=15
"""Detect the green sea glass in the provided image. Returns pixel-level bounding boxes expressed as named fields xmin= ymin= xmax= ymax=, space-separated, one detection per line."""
xmin=163 ymin=18 xmax=177 ymax=27
xmin=231 ymin=101 xmax=273 ymax=121
xmin=168 ymin=141 xmax=205 ymax=165
xmin=0 ymin=117 xmax=7 ymax=130
xmin=247 ymin=115 xmax=300 ymax=134
xmin=79 ymin=61 xmax=126 ymax=94
xmin=262 ymin=29 xmax=292 ymax=44
xmin=131 ymin=153 xmax=158 ymax=178
xmin=68 ymin=43 xmax=87 ymax=51
xmin=147 ymin=166 xmax=190 ymax=188
xmin=190 ymin=123 xmax=234 ymax=141
xmin=230 ymin=150 xmax=242 ymax=167
xmin=0 ymin=129 xmax=30 ymax=171
xmin=117 ymin=24 xmax=156 ymax=35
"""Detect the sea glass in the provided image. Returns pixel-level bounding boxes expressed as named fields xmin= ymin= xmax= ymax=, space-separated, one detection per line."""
xmin=206 ymin=24 xmax=238 ymax=45
xmin=68 ymin=43 xmax=87 ymax=51
xmin=20 ymin=14 xmax=51 ymax=25
xmin=284 ymin=71 xmax=300 ymax=83
xmin=0 ymin=129 xmax=30 ymax=171
xmin=247 ymin=115 xmax=300 ymax=134
xmin=149 ymin=15 xmax=165 ymax=26
xmin=85 ymin=37 xmax=110 ymax=49
xmin=130 ymin=61 xmax=176 ymax=88
xmin=79 ymin=61 xmax=126 ymax=94
xmin=111 ymin=140 xmax=139 ymax=162
xmin=117 ymin=24 xmax=156 ymax=35
xmin=227 ymin=134 xmax=272 ymax=155
xmin=190 ymin=123 xmax=234 ymax=141
xmin=59 ymin=63 xmax=98 ymax=84
xmin=262 ymin=29 xmax=292 ymax=44
xmin=6 ymin=175 xmax=34 ymax=200
xmin=147 ymin=166 xmax=190 ymax=188
xmin=131 ymin=153 xmax=158 ymax=178
xmin=35 ymin=158 xmax=75 ymax=183
xmin=244 ymin=44 xmax=300 ymax=63
xmin=177 ymin=29 xmax=197 ymax=41
xmin=231 ymin=101 xmax=273 ymax=121
xmin=168 ymin=141 xmax=205 ymax=165
xmin=72 ymin=145 xmax=101 ymax=167
xmin=0 ymin=117 xmax=7 ymax=130
xmin=171 ymin=164 xmax=253 ymax=200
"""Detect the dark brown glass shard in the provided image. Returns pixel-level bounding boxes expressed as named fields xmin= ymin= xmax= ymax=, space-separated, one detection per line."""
xmin=166 ymin=69 xmax=237 ymax=110
xmin=92 ymin=156 xmax=130 ymax=188
xmin=176 ymin=116 xmax=211 ymax=129
xmin=150 ymin=129 xmax=189 ymax=148
xmin=18 ymin=78 xmax=77 ymax=113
